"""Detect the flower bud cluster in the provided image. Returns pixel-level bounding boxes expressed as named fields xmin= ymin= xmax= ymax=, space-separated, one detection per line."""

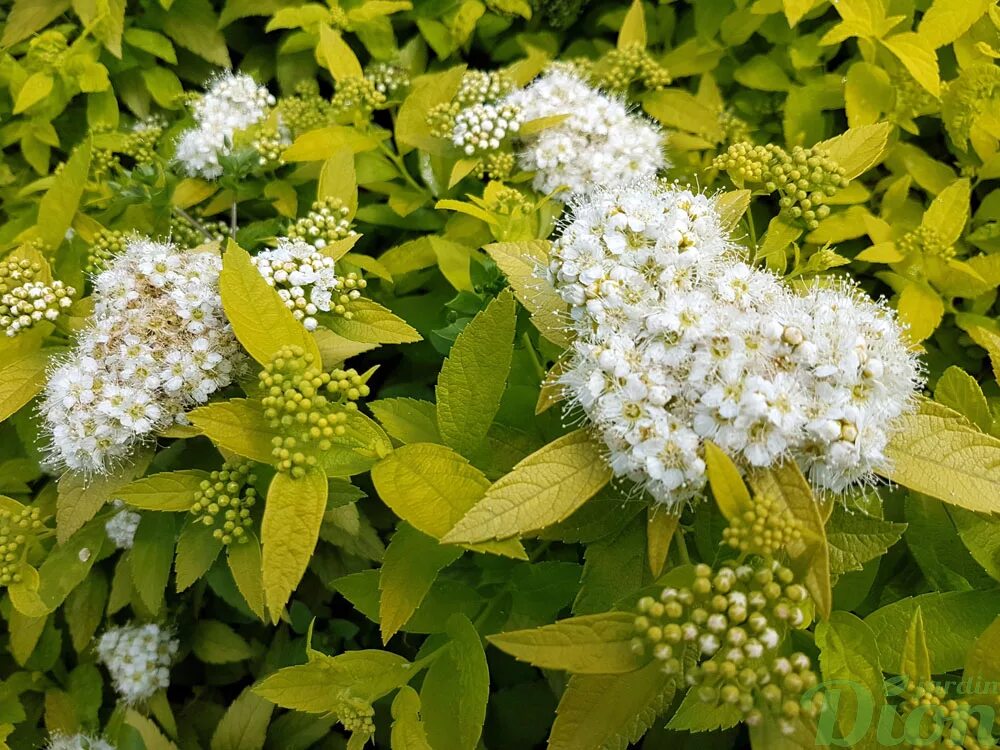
xmin=259 ymin=346 xmax=370 ymax=476
xmin=190 ymin=459 xmax=257 ymax=545
xmin=593 ymin=43 xmax=672 ymax=92
xmin=253 ymin=237 xmax=365 ymax=331
xmin=337 ymin=696 xmax=376 ymax=735
xmin=478 ymin=151 xmax=517 ymax=181
xmin=554 ymin=181 xmax=921 ymax=505
xmin=175 ymin=72 xmax=275 ymax=179
xmin=41 ymin=239 xmax=243 ymax=473
xmin=0 ymin=506 xmax=43 ymax=586
xmin=452 ymin=102 xmax=524 ymax=156
xmin=168 ymin=215 xmax=229 ymax=249
xmin=714 ymin=143 xmax=849 ymax=230
xmin=897 ymin=225 xmax=953 ymax=260
xmin=286 ymin=197 xmax=358 ymax=249
xmin=898 ymin=680 xmax=998 ymax=749
xmin=105 ymin=500 xmax=140 ymax=549
xmin=428 ymin=71 xmax=516 ymax=140
xmin=276 ymin=81 xmax=336 ymax=134
xmin=25 ymin=30 xmax=68 ymax=69
xmin=87 ymin=228 xmax=128 ymax=273
xmin=722 ymin=493 xmax=803 ymax=556
xmin=96 ymin=623 xmax=178 ymax=704
xmin=331 ymin=77 xmax=387 ymax=117
xmin=505 ymin=69 xmax=665 ymax=197
xmin=45 ymin=733 xmax=115 ymax=750
xmin=366 ymin=62 xmax=410 ymax=99
xmin=0 ymin=258 xmax=74 ymax=336
xmin=633 ymin=562 xmax=820 ymax=735
xmin=251 ymin=124 xmax=292 ymax=168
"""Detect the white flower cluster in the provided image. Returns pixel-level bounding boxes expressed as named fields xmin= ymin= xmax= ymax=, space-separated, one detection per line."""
xmin=96 ymin=623 xmax=178 ymax=704
xmin=105 ymin=500 xmax=140 ymax=549
xmin=0 ymin=279 xmax=74 ymax=336
xmin=41 ymin=239 xmax=243 ymax=474
xmin=175 ymin=72 xmax=275 ymax=179
xmin=505 ymin=69 xmax=665 ymax=197
xmin=553 ymin=181 xmax=921 ymax=507
xmin=46 ymin=733 xmax=115 ymax=750
xmin=253 ymin=238 xmax=365 ymax=331
xmin=452 ymin=102 xmax=524 ymax=155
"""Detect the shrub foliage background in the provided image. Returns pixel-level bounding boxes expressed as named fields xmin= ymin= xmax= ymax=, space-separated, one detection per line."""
xmin=1 ymin=0 xmax=1000 ymax=748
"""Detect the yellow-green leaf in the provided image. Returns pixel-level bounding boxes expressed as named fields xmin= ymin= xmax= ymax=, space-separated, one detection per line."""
xmin=0 ymin=350 xmax=51 ymax=423
xmin=815 ymin=122 xmax=891 ymax=180
xmin=2 ymin=0 xmax=71 ymax=47
xmin=228 ymin=533 xmax=265 ymax=620
xmin=488 ymin=612 xmax=648 ymax=674
xmin=443 ymin=430 xmax=612 ymax=544
xmin=282 ymin=126 xmax=381 ymax=161
xmin=436 ymin=289 xmax=516 ymax=459
xmin=210 ymin=687 xmax=273 ymax=750
xmin=220 ymin=242 xmax=321 ymax=365
xmin=704 ymin=440 xmax=752 ymax=521
xmin=126 ymin=710 xmax=179 ymax=750
xmin=262 ymin=469 xmax=328 ymax=622
xmin=187 ymin=399 xmax=277 ymax=464
xmin=961 ymin=614 xmax=1000 ymax=703
xmin=369 ymin=397 xmax=441 ymax=444
xmin=32 ymin=141 xmax=92 ymax=250
xmin=897 ymin=282 xmax=944 ymax=343
xmin=13 ymin=72 xmax=53 ymax=114
xmin=715 ymin=190 xmax=752 ymax=232
xmin=646 ymin=509 xmax=678 ymax=579
xmin=56 ymin=450 xmax=152 ymax=543
xmin=900 ymin=606 xmax=932 ymax=682
xmin=882 ymin=398 xmax=1000 ymax=513
xmin=318 ymin=24 xmax=363 ymax=82
xmin=322 ymin=298 xmax=421 ymax=345
xmin=881 ymin=33 xmax=940 ymax=97
xmin=617 ymin=0 xmax=646 ymax=49
xmin=966 ymin=325 xmax=1000 ymax=385
xmin=193 ymin=620 xmax=254 ymax=664
xmin=318 ymin=149 xmax=357 ymax=219
xmin=116 ymin=470 xmax=209 ymax=511
xmin=918 ymin=0 xmax=993 ymax=49
xmin=390 ymin=687 xmax=433 ymax=750
xmin=921 ymin=178 xmax=971 ymax=247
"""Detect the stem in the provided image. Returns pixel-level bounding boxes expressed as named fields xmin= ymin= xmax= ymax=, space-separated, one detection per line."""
xmin=230 ymin=201 xmax=238 ymax=237
xmin=171 ymin=206 xmax=214 ymax=242
xmin=378 ymin=140 xmax=426 ymax=195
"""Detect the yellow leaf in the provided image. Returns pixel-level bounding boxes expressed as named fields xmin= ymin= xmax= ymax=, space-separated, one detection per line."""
xmin=322 ymin=298 xmax=421 ymax=346
xmin=617 ymin=0 xmax=646 ymax=49
xmin=172 ymin=177 xmax=216 ymax=208
xmin=748 ymin=462 xmax=832 ymax=619
xmin=318 ymin=150 xmax=357 ymax=219
xmin=646 ymin=508 xmax=678 ymax=578
xmin=390 ymin=687 xmax=433 ymax=750
xmin=436 ymin=290 xmax=517 ymax=459
xmin=897 ymin=282 xmax=944 ymax=343
xmin=882 ymin=398 xmax=1000 ymax=513
xmin=56 ymin=449 xmax=152 ymax=543
xmin=316 ymin=408 xmax=393 ymax=477
xmin=921 ymin=178 xmax=971 ymax=247
xmin=227 ymin=533 xmax=265 ymax=620
xmin=312 ymin=328 xmax=377 ymax=367
xmin=0 ymin=350 xmax=51 ymax=423
xmin=262 ymin=469 xmax=328 ymax=623
xmin=282 ymin=126 xmax=382 ymax=162
xmin=370 ymin=442 xmax=524 ymax=558
xmin=783 ymin=0 xmax=819 ymax=26
xmin=187 ymin=398 xmax=278 ymax=465
xmin=219 ymin=241 xmax=321 ymax=365
xmin=715 ymin=190 xmax=751 ymax=232
xmin=918 ymin=0 xmax=994 ymax=49
xmin=483 ymin=240 xmax=571 ymax=347
xmin=30 ymin=141 xmax=92 ymax=250
xmin=116 ymin=470 xmax=211 ymax=511
xmin=126 ymin=710 xmax=179 ymax=750
xmin=13 ymin=72 xmax=53 ymax=114
xmin=442 ymin=430 xmax=612 ymax=544
xmin=395 ymin=65 xmax=467 ymax=153
xmin=704 ymin=440 xmax=752 ymax=521
xmin=900 ymin=606 xmax=932 ymax=682
xmin=966 ymin=325 xmax=1000 ymax=385
xmin=488 ymin=612 xmax=648 ymax=674
xmin=318 ymin=24 xmax=363 ymax=82
xmin=2 ymin=0 xmax=70 ymax=47
xmin=881 ymin=33 xmax=940 ymax=97
xmin=815 ymin=122 xmax=891 ymax=180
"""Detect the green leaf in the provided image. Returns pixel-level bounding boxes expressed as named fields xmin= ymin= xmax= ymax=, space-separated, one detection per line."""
xmin=934 ymin=366 xmax=991 ymax=433
xmin=549 ymin=662 xmax=676 ymax=750
xmin=0 ymin=350 xmax=52 ymax=423
xmin=282 ymin=127 xmax=382 ymax=162
xmin=668 ymin=686 xmax=743 ymax=732
xmin=174 ymin=519 xmax=222 ymax=591
xmin=210 ymin=687 xmax=273 ymax=750
xmin=228 ymin=532 xmax=266 ymax=620
xmin=371 ymin=442 xmax=524 ymax=558
xmin=2 ymin=0 xmax=71 ymax=47
xmin=436 ymin=289 xmax=517 ymax=459
xmin=126 ymin=710 xmax=179 ymax=750
xmin=255 ymin=649 xmax=412 ymax=712
xmin=117 ymin=470 xmax=209 ymax=511
xmin=882 ymin=398 xmax=1000 ymax=514
xmin=617 ymin=0 xmax=646 ymax=48
xmin=369 ymin=398 xmax=441 ymax=444
xmin=421 ymin=615 xmax=489 ymax=750
xmin=483 ymin=241 xmax=571 ymax=348
xmin=379 ymin=523 xmax=462 ymax=642
xmin=961 ymin=614 xmax=1000 ymax=703
xmin=13 ymin=72 xmax=53 ymax=114
xmin=261 ymin=469 xmax=327 ymax=622
xmin=32 ymin=141 xmax=92 ymax=250
xmin=921 ymin=178 xmax=971 ymax=248
xmin=574 ymin=513 xmax=647 ymax=616
xmin=220 ymin=242 xmax=321 ymax=365
xmin=193 ymin=620 xmax=254 ymax=664
xmin=900 ymin=606 xmax=932 ymax=682
xmin=318 ymin=25 xmax=363 ymax=82
xmin=188 ymin=399 xmax=277 ymax=465
xmin=395 ymin=65 xmax=466 ymax=153
xmin=161 ymin=0 xmax=231 ymax=67
xmin=815 ymin=612 xmax=885 ymax=750
xmin=130 ymin=512 xmax=177 ymax=615
xmin=881 ymin=33 xmax=940 ymax=97
xmin=57 ymin=453 xmax=150 ymax=541
xmin=704 ymin=440 xmax=752 ymax=521
xmin=123 ymin=28 xmax=177 ymax=63
xmin=783 ymin=0 xmax=818 ymax=26
xmin=443 ymin=430 xmax=613 ymax=544
xmin=315 ymin=408 xmax=393 ymax=477
xmin=896 ymin=281 xmax=944 ymax=343
xmin=390 ymin=687 xmax=433 ymax=750
xmin=865 ymin=590 xmax=1000 ymax=673
xmin=734 ymin=55 xmax=791 ymax=91
xmin=322 ymin=298 xmax=422 ymax=345
xmin=64 ymin=569 xmax=108 ymax=652
xmin=826 ymin=505 xmax=906 ymax=578
xmin=488 ymin=612 xmax=647 ymax=674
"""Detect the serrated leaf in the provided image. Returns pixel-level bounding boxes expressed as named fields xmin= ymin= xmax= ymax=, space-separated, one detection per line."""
xmin=897 ymin=281 xmax=944 ymax=343
xmin=443 ymin=430 xmax=612 ymax=544
xmin=815 ymin=122 xmax=891 ymax=180
xmin=617 ymin=0 xmax=645 ymax=48
xmin=715 ymin=190 xmax=751 ymax=232
xmin=900 ymin=606 xmax=932 ymax=682
xmin=922 ymin=178 xmax=971 ymax=248
xmin=262 ymin=469 xmax=327 ymax=623
xmin=56 ymin=451 xmax=151 ymax=542
xmin=918 ymin=0 xmax=993 ymax=49
xmin=379 ymin=523 xmax=461 ymax=642
xmin=646 ymin=509 xmax=678 ymax=579
xmin=174 ymin=519 xmax=222 ymax=591
xmin=390 ymin=687 xmax=433 ymax=750
xmin=934 ymin=367 xmax=991 ymax=433
xmin=126 ymin=710 xmax=179 ymax=750
xmin=193 ymin=620 xmax=254 ymax=664
xmin=961 ymin=614 xmax=1000 ymax=703
xmin=228 ymin=532 xmax=265 ymax=620
xmin=421 ymin=615 xmax=489 ymax=750
xmin=64 ymin=569 xmax=108 ymax=652
xmin=826 ymin=505 xmax=906 ymax=578
xmin=211 ymin=687 xmax=273 ymax=750
xmin=436 ymin=289 xmax=516 ymax=459
xmin=488 ymin=612 xmax=647 ymax=674
xmin=318 ymin=25 xmax=362 ymax=82
xmin=881 ymin=33 xmax=940 ymax=97
xmin=187 ymin=399 xmax=277 ymax=465
xmin=549 ymin=662 xmax=676 ymax=750
xmin=369 ymin=398 xmax=441 ymax=444
xmin=0 ymin=350 xmax=50 ymax=424
xmin=220 ymin=242 xmax=321 ymax=365
xmin=130 ymin=512 xmax=176 ymax=615
xmin=322 ymin=298 xmax=421 ymax=345
xmin=704 ymin=440 xmax=752 ymax=521
xmin=483 ymin=240 xmax=571 ymax=348
xmin=117 ymin=470 xmax=209 ymax=511
xmin=13 ymin=72 xmax=53 ymax=114
xmin=161 ymin=0 xmax=231 ymax=67
xmin=2 ymin=0 xmax=71 ymax=47
xmin=668 ymin=686 xmax=743 ymax=732
xmin=882 ymin=398 xmax=1000 ymax=513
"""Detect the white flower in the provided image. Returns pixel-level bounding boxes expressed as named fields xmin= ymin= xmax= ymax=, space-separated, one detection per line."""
xmin=505 ymin=69 xmax=666 ymax=198
xmin=175 ymin=72 xmax=274 ymax=178
xmin=40 ymin=239 xmax=243 ymax=474
xmin=95 ymin=622 xmax=178 ymax=704
xmin=105 ymin=500 xmax=141 ymax=549
xmin=45 ymin=733 xmax=115 ymax=750
xmin=451 ymin=102 xmax=524 ymax=155
xmin=554 ymin=181 xmax=921 ymax=508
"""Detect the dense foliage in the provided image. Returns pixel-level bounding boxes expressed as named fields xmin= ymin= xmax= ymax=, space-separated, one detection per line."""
xmin=1 ymin=0 xmax=1000 ymax=749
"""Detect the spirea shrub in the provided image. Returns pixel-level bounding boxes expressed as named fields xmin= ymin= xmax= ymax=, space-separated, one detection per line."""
xmin=2 ymin=1 xmax=1000 ymax=749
